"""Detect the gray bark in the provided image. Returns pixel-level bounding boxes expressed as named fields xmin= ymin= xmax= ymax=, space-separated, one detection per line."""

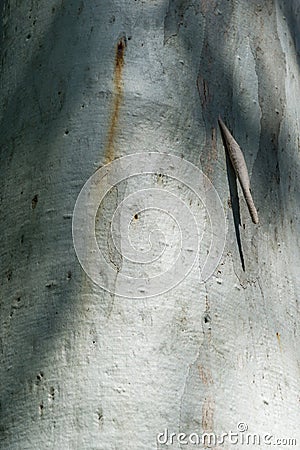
xmin=1 ymin=0 xmax=300 ymax=449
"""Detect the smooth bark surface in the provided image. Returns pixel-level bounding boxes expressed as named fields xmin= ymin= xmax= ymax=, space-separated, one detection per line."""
xmin=1 ymin=1 xmax=300 ymax=449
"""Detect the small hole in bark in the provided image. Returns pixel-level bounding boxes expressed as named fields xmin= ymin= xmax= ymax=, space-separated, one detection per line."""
xmin=37 ymin=372 xmax=44 ymax=381
xmin=64 ymin=129 xmax=69 ymax=135
xmin=134 ymin=214 xmax=138 ymax=220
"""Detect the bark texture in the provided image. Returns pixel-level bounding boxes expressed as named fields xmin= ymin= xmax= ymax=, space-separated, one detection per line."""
xmin=1 ymin=0 xmax=300 ymax=449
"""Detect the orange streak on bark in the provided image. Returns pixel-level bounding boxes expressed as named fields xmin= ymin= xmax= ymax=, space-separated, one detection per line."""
xmin=105 ymin=36 xmax=126 ymax=164
xmin=276 ymin=332 xmax=282 ymax=352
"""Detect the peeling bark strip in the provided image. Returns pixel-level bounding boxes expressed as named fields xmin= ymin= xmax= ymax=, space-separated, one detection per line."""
xmin=218 ymin=117 xmax=259 ymax=224
xmin=105 ymin=36 xmax=126 ymax=164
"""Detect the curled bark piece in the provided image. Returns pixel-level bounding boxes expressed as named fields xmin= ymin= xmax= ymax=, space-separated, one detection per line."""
xmin=218 ymin=116 xmax=259 ymax=224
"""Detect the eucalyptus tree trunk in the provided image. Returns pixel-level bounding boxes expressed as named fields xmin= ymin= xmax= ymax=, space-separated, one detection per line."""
xmin=1 ymin=1 xmax=299 ymax=449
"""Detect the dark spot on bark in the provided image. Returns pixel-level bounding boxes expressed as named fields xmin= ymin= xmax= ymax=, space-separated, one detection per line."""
xmin=49 ymin=387 xmax=55 ymax=400
xmin=26 ymin=34 xmax=31 ymax=40
xmin=67 ymin=270 xmax=72 ymax=280
xmin=97 ymin=408 xmax=104 ymax=427
xmin=39 ymin=403 xmax=44 ymax=415
xmin=116 ymin=36 xmax=126 ymax=68
xmin=37 ymin=372 xmax=44 ymax=382
xmin=6 ymin=269 xmax=12 ymax=281
xmin=78 ymin=1 xmax=84 ymax=15
xmin=203 ymin=314 xmax=211 ymax=324
xmin=134 ymin=214 xmax=138 ymax=220
xmin=31 ymin=194 xmax=38 ymax=209
xmin=20 ymin=234 xmax=24 ymax=244
xmin=64 ymin=129 xmax=69 ymax=135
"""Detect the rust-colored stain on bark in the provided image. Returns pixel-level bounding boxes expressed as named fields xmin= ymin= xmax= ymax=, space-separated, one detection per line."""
xmin=197 ymin=76 xmax=210 ymax=108
xmin=276 ymin=332 xmax=282 ymax=352
xmin=201 ymin=127 xmax=218 ymax=179
xmin=198 ymin=365 xmax=213 ymax=386
xmin=202 ymin=395 xmax=215 ymax=437
xmin=105 ymin=36 xmax=126 ymax=164
xmin=211 ymin=127 xmax=217 ymax=160
xmin=207 ymin=126 xmax=218 ymax=178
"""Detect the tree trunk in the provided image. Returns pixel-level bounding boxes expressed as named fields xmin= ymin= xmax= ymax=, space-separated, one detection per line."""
xmin=1 ymin=0 xmax=299 ymax=449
